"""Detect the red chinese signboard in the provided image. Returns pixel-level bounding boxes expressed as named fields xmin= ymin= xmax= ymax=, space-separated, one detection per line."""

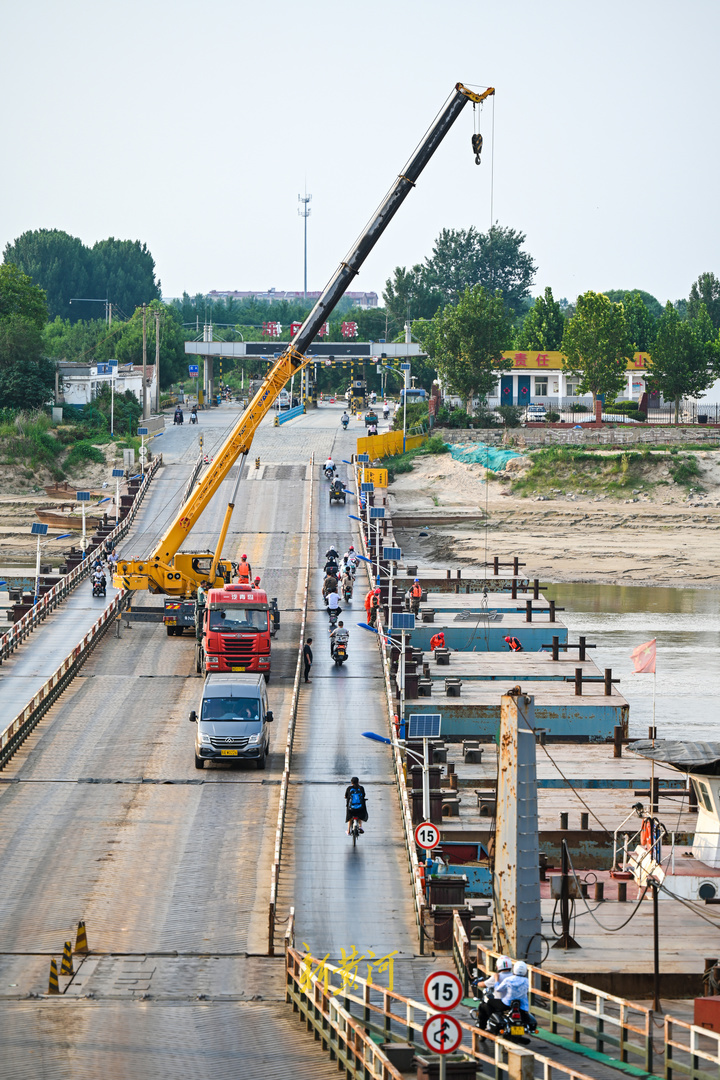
xmin=262 ymin=321 xmax=282 ymax=338
xmin=341 ymin=321 xmax=358 ymax=338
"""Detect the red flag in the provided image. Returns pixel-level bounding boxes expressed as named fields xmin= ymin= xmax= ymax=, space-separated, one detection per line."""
xmin=630 ymin=638 xmax=656 ymax=674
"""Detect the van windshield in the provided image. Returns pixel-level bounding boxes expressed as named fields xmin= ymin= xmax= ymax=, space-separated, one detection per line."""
xmin=208 ymin=608 xmax=268 ymax=633
xmin=201 ymin=697 xmax=261 ymax=724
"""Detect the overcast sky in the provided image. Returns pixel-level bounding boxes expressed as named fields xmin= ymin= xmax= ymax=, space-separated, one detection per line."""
xmin=1 ymin=0 xmax=717 ymax=309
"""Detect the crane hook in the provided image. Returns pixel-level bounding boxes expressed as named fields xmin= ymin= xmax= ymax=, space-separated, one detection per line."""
xmin=471 ymin=133 xmax=483 ymax=166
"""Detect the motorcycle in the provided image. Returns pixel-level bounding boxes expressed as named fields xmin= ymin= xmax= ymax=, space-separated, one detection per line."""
xmin=174 ymin=410 xmax=184 ymax=425
xmin=190 ymin=410 xmax=198 ymax=424
xmin=332 ymin=641 xmax=348 ymax=666
xmin=341 ymin=418 xmax=349 ymax=430
xmin=92 ymin=577 xmax=106 ymax=598
xmin=328 ymin=607 xmax=341 ymax=630
xmin=324 ymin=466 xmax=336 ymax=481
xmin=343 ymin=582 xmax=353 ymax=603
xmin=467 ymin=986 xmax=536 ymax=1045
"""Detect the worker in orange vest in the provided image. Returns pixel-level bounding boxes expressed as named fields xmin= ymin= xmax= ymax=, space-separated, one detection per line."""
xmin=364 ymin=588 xmax=374 ymax=620
xmin=430 ymin=631 xmax=445 ymax=651
xmin=504 ymin=635 xmax=523 ymax=652
xmin=369 ymin=588 xmax=381 ymax=627
xmin=409 ymin=577 xmax=423 ymax=615
xmin=237 ymin=554 xmax=252 ymax=584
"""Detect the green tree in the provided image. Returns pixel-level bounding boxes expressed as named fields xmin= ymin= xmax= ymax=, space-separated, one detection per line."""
xmin=382 ymin=265 xmax=441 ymax=330
xmin=413 ymin=286 xmax=512 ymax=410
xmin=0 ymin=263 xmax=48 ymax=329
xmin=620 ymin=290 xmax=657 ymax=352
xmin=561 ymin=291 xmax=633 ymax=413
xmin=114 ymin=301 xmax=186 ymax=387
xmin=0 ymin=264 xmax=54 ymax=409
xmin=423 ymin=225 xmax=537 ymax=315
xmin=3 ymin=229 xmax=161 ymax=322
xmin=0 ymin=315 xmax=55 ymax=409
xmin=516 ymin=286 xmax=565 ymax=349
xmin=604 ymin=289 xmax=663 ymax=320
xmin=688 ymin=272 xmax=720 ymax=330
xmin=90 ymin=238 xmax=161 ymax=316
xmin=43 ymin=316 xmax=117 ymax=363
xmin=649 ymin=302 xmax=717 ymax=422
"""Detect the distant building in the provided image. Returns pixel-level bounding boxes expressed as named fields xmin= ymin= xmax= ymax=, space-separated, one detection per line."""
xmin=206 ymin=288 xmax=379 ymax=310
xmin=57 ymin=361 xmax=156 ymax=409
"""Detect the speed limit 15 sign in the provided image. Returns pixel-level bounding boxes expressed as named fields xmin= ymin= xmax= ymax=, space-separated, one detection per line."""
xmin=423 ymin=970 xmax=463 ymax=1012
xmin=414 ymin=821 xmax=440 ymax=851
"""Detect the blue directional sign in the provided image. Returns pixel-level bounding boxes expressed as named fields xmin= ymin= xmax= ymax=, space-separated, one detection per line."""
xmin=188 ymin=364 xmax=199 ymax=376
xmin=112 ymin=468 xmax=124 ymax=478
xmin=31 ymin=522 xmax=49 ymax=535
xmin=361 ymin=482 xmax=374 ymax=493
xmin=76 ymin=491 xmax=91 ymax=502
xmin=383 ymin=546 xmax=402 ymax=561
xmin=370 ymin=506 xmax=385 ymax=519
xmin=392 ymin=612 xmax=415 ymax=631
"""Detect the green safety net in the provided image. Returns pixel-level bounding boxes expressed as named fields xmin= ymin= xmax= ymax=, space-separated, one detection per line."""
xmin=446 ymin=442 xmax=521 ymax=472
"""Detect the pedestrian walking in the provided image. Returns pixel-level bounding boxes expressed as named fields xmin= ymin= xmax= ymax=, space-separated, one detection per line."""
xmin=303 ymin=637 xmax=313 ymax=682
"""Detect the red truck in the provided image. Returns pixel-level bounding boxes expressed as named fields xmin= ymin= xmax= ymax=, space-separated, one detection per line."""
xmin=195 ymin=584 xmax=273 ymax=680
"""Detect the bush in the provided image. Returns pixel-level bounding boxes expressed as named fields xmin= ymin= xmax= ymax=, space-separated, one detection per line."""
xmin=420 ymin=435 xmax=450 ymax=455
xmin=669 ymin=455 xmax=701 ymax=486
xmin=545 ymin=411 xmax=560 ymax=422
xmin=572 ymin=403 xmax=590 ymax=413
xmin=495 ymin=405 xmax=523 ymax=428
xmin=391 ymin=401 xmax=427 ymax=431
xmin=626 ymin=410 xmax=647 ymax=422
xmin=64 ymin=440 xmax=106 ymax=473
xmin=434 ymin=405 xmax=472 ymax=429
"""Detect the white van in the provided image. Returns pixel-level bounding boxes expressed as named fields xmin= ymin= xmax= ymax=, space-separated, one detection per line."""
xmin=190 ymin=673 xmax=273 ymax=770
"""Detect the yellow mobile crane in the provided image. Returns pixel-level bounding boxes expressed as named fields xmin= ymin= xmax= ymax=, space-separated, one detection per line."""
xmin=115 ymin=83 xmax=494 ymax=598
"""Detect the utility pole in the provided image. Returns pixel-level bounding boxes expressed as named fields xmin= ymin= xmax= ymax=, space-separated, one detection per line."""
xmin=142 ymin=303 xmax=148 ymax=420
xmin=154 ymin=310 xmax=160 ymax=414
xmin=298 ymin=191 xmax=312 ymax=299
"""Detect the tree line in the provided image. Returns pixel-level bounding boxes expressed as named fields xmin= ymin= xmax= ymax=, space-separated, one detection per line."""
xmin=1 ymin=223 xmax=719 ymax=415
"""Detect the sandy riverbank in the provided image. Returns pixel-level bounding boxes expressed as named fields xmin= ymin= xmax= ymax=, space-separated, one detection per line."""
xmin=389 ymin=451 xmax=720 ymax=587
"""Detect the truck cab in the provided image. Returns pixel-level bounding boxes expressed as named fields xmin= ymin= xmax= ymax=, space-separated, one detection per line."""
xmin=195 ymin=583 xmax=272 ymax=679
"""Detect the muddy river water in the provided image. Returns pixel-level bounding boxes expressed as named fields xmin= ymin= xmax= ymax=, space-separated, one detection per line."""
xmin=546 ymin=583 xmax=720 ymax=740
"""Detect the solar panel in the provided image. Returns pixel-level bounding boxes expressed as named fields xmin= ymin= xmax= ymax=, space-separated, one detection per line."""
xmin=76 ymin=491 xmax=91 ymax=501
xmin=383 ymin=547 xmax=402 ymax=561
xmin=400 ymin=362 xmax=412 ymax=371
xmin=392 ymin=612 xmax=415 ymax=631
xmin=361 ymin=482 xmax=374 ymax=492
xmin=112 ymin=469 xmax=124 ymax=477
xmin=370 ymin=506 xmax=385 ymax=519
xmin=137 ymin=427 xmax=148 ymax=435
xmin=31 ymin=522 xmax=49 ymax=535
xmin=408 ymin=714 xmax=442 ymax=739
xmin=357 ymin=453 xmax=370 ymax=463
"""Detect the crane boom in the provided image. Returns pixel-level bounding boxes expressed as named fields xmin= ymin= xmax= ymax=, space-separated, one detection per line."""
xmin=116 ymin=82 xmax=494 ymax=597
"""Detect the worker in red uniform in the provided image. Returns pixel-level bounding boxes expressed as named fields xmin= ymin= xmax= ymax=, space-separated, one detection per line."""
xmin=369 ymin=588 xmax=381 ymax=627
xmin=364 ymin=588 xmax=374 ymax=621
xmin=430 ymin=631 xmax=445 ymax=651
xmin=504 ymin=635 xmax=523 ymax=652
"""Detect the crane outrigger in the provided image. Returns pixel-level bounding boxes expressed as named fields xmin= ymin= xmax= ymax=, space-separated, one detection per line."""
xmin=115 ymin=82 xmax=494 ymax=598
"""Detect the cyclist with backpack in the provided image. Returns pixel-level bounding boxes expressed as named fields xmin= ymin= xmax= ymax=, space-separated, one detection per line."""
xmin=345 ymin=776 xmax=368 ymax=835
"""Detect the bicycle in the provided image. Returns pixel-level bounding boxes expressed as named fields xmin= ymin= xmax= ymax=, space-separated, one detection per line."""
xmin=349 ymin=818 xmax=363 ymax=848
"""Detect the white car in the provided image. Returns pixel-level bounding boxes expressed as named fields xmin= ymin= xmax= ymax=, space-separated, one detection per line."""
xmin=523 ymin=404 xmax=547 ymax=422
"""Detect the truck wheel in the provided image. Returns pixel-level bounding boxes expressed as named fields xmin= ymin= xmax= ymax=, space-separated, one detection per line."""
xmin=194 ymin=755 xmax=204 ymax=770
xmin=256 ymin=751 xmax=267 ymax=770
xmin=166 ymin=625 xmax=175 ymax=636
xmin=195 ymin=646 xmax=203 ymax=674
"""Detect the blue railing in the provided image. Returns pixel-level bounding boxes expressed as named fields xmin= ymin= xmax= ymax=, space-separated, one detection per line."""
xmin=275 ymin=404 xmax=306 ymax=426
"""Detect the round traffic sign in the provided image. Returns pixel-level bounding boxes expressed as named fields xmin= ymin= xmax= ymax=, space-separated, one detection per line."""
xmin=423 ymin=970 xmax=463 ymax=1012
xmin=422 ymin=1013 xmax=463 ymax=1055
xmin=414 ymin=821 xmax=440 ymax=851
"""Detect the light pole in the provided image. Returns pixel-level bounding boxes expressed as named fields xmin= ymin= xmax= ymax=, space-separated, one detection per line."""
xmin=108 ymin=358 xmax=118 ymax=436
xmin=112 ymin=468 xmax=124 ymax=524
xmin=76 ymin=491 xmax=91 ymax=552
xmin=31 ymin=524 xmax=72 ymax=603
xmin=298 ymin=191 xmax=312 ymax=299
xmin=401 ymin=362 xmax=411 ymax=452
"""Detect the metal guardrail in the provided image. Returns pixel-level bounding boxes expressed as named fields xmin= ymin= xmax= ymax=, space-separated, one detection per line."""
xmin=286 ymin=944 xmax=598 ymax=1080
xmin=181 ymin=453 xmax=204 ymax=504
xmin=351 ymin=464 xmax=427 ymax=952
xmin=0 ymin=590 xmax=128 ymax=769
xmin=0 ymin=455 xmax=161 ymax=666
xmin=468 ymin=936 xmax=720 ymax=1080
xmin=275 ymin=403 xmax=306 ymax=426
xmin=0 ymin=457 xmax=162 ymax=768
xmin=267 ymin=452 xmax=314 ymax=955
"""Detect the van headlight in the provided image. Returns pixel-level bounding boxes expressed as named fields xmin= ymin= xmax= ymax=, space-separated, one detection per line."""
xmin=200 ymin=733 xmax=212 ymax=745
xmin=248 ymin=734 xmax=260 ymax=744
